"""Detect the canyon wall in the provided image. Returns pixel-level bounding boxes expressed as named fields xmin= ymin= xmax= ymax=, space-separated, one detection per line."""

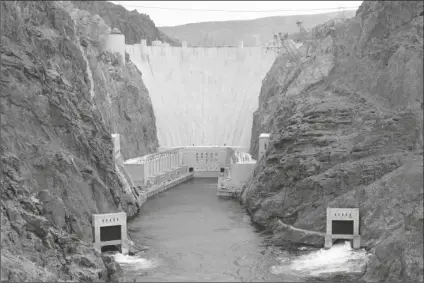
xmin=1 ymin=1 xmax=158 ymax=281
xmin=126 ymin=44 xmax=276 ymax=148
xmin=242 ymin=1 xmax=423 ymax=282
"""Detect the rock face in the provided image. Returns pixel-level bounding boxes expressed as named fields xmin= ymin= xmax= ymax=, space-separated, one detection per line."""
xmin=1 ymin=1 xmax=158 ymax=281
xmin=64 ymin=3 xmax=159 ymax=160
xmin=242 ymin=1 xmax=423 ymax=282
xmin=71 ymin=0 xmax=180 ymax=46
xmin=91 ymin=53 xmax=159 ymax=159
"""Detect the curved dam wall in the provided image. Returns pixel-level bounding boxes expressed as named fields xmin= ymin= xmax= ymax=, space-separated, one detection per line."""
xmin=126 ymin=42 xmax=276 ymax=148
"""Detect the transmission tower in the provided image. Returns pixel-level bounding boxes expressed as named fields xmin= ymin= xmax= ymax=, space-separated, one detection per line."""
xmin=296 ymin=20 xmax=306 ymax=33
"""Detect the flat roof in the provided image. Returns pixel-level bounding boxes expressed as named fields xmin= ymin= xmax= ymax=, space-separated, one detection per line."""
xmin=160 ymin=145 xmax=244 ymax=148
xmin=124 ymin=148 xmax=182 ymax=164
xmin=124 ymin=156 xmax=148 ymax=164
xmin=259 ymin=133 xmax=271 ymax=138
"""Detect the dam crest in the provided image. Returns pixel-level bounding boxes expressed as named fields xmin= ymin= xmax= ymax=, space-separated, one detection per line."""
xmin=105 ymin=30 xmax=278 ymax=148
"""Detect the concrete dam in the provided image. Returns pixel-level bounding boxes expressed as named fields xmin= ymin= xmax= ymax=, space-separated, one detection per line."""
xmin=104 ymin=30 xmax=276 ymax=198
xmin=125 ymin=40 xmax=276 ymax=148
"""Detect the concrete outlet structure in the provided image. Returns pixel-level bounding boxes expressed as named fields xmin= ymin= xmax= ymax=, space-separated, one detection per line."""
xmin=217 ymin=135 xmax=264 ymax=198
xmin=325 ymin=207 xmax=360 ymax=249
xmin=180 ymin=146 xmax=232 ymax=177
xmin=124 ymin=148 xmax=187 ymax=187
xmin=92 ymin=212 xmax=129 ymax=254
xmin=258 ymin=133 xmax=270 ymax=161
xmin=111 ymin=134 xmax=120 ymax=156
xmin=105 ymin=28 xmax=125 ymax=62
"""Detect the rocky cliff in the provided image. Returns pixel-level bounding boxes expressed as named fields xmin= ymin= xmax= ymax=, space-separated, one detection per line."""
xmin=71 ymin=0 xmax=180 ymax=46
xmin=65 ymin=3 xmax=159 ymax=160
xmin=1 ymin=1 xmax=158 ymax=281
xmin=243 ymin=1 xmax=423 ymax=282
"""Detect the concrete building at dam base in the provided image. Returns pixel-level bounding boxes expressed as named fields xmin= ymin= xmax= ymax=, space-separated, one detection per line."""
xmin=110 ymin=133 xmax=272 ymax=201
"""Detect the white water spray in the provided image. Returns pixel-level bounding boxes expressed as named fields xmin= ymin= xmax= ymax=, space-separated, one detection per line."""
xmin=271 ymin=242 xmax=371 ymax=277
xmin=114 ymin=253 xmax=157 ymax=269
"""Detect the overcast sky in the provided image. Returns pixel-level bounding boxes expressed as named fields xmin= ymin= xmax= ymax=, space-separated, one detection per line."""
xmin=109 ymin=1 xmax=363 ymax=27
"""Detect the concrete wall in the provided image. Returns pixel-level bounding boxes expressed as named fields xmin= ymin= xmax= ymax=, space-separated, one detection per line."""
xmin=105 ymin=34 xmax=126 ymax=61
xmin=193 ymin=171 xmax=220 ymax=178
xmin=180 ymin=147 xmax=230 ymax=172
xmin=258 ymin=133 xmax=270 ymax=161
xmin=229 ymin=163 xmax=255 ymax=187
xmin=125 ymin=42 xmax=276 ymax=148
xmin=112 ymin=134 xmax=120 ymax=156
xmin=123 ymin=163 xmax=145 ymax=186
xmin=124 ymin=148 xmax=184 ymax=186
xmin=92 ymin=212 xmax=128 ymax=254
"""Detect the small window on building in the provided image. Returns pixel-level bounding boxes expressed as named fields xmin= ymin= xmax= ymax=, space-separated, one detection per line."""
xmin=220 ymin=168 xmax=225 ymax=173
xmin=189 ymin=167 xmax=194 ymax=172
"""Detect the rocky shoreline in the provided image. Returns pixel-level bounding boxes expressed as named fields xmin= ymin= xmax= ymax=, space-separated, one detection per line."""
xmin=1 ymin=1 xmax=159 ymax=281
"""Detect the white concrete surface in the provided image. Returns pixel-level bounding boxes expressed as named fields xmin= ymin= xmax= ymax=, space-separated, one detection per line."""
xmin=325 ymin=208 xmax=360 ymax=249
xmin=181 ymin=146 xmax=230 ymax=173
xmin=126 ymin=42 xmax=276 ymax=148
xmin=92 ymin=212 xmax=129 ymax=254
xmin=112 ymin=134 xmax=120 ymax=156
xmin=227 ymin=163 xmax=255 ymax=188
xmin=258 ymin=133 xmax=271 ymax=161
xmin=124 ymin=148 xmax=183 ymax=186
xmin=105 ymin=33 xmax=126 ymax=61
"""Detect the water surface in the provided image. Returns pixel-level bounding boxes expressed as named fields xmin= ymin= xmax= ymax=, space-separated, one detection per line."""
xmin=117 ymin=178 xmax=369 ymax=282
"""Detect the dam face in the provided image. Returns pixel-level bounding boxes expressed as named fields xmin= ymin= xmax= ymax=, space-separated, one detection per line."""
xmin=126 ymin=42 xmax=276 ymax=148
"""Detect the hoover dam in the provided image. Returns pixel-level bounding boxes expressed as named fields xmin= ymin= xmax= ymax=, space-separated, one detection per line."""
xmin=2 ymin=1 xmax=422 ymax=282
xmin=126 ymin=40 xmax=276 ymax=148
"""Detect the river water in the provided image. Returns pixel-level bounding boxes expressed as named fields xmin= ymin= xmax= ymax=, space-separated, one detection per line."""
xmin=116 ymin=178 xmax=370 ymax=282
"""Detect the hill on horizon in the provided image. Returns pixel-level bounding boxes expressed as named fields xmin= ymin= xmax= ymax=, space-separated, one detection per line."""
xmin=159 ymin=10 xmax=356 ymax=46
xmin=72 ymin=0 xmax=181 ymax=46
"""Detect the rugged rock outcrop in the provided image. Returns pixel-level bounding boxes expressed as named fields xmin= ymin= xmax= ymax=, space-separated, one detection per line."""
xmin=64 ymin=3 xmax=159 ymax=160
xmin=71 ymin=0 xmax=180 ymax=46
xmin=243 ymin=1 xmax=423 ymax=282
xmin=1 ymin=1 xmax=158 ymax=281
